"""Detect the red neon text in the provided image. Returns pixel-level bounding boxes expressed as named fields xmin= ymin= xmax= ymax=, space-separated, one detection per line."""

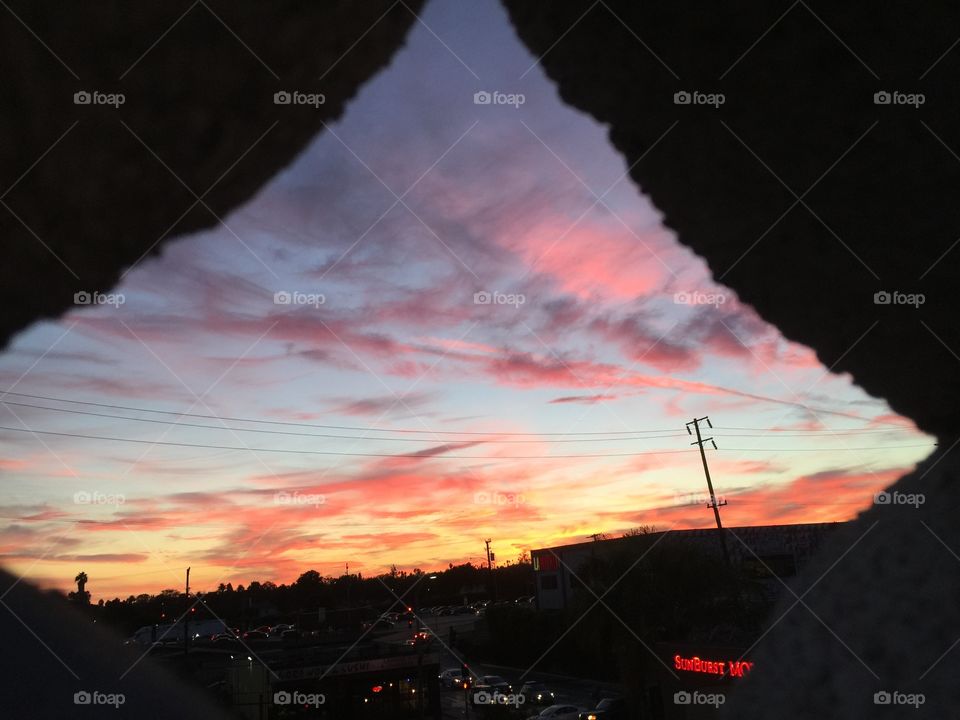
xmin=673 ymin=655 xmax=753 ymax=678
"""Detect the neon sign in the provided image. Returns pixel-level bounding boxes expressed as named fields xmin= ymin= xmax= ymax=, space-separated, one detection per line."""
xmin=674 ymin=654 xmax=753 ymax=678
xmin=533 ymin=554 xmax=559 ymax=571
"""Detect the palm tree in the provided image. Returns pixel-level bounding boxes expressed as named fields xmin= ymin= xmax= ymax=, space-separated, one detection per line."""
xmin=71 ymin=571 xmax=90 ymax=604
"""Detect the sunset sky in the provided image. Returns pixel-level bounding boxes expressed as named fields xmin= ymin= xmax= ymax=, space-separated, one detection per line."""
xmin=0 ymin=0 xmax=934 ymax=601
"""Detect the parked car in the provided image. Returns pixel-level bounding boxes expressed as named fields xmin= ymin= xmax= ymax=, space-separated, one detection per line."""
xmin=532 ymin=705 xmax=586 ymax=720
xmin=479 ymin=675 xmax=512 ymax=693
xmin=211 ymin=632 xmax=239 ymax=645
xmin=438 ymin=668 xmax=465 ymax=688
xmin=519 ymin=681 xmax=556 ymax=706
xmin=453 ymin=605 xmax=474 ymax=615
xmin=578 ymin=698 xmax=627 ymax=720
xmin=241 ymin=630 xmax=269 ymax=640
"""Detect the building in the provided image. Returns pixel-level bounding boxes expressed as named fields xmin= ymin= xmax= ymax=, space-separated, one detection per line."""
xmin=532 ymin=522 xmax=845 ymax=610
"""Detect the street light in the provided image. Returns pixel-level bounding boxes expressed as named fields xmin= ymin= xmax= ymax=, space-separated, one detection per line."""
xmin=413 ymin=574 xmax=437 ymax=632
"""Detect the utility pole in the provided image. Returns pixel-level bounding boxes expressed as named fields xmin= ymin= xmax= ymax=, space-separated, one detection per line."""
xmin=686 ymin=417 xmax=731 ymax=566
xmin=484 ymin=539 xmax=496 ymax=602
xmin=183 ymin=566 xmax=190 ymax=655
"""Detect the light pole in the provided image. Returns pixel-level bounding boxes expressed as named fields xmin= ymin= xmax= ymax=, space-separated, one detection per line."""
xmin=413 ymin=574 xmax=437 ymax=631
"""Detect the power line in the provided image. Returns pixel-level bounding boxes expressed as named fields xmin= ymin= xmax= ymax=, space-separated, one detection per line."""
xmin=16 ymin=398 xmax=906 ymax=441
xmin=714 ymin=427 xmax=912 ymax=438
xmin=722 ymin=445 xmax=933 ymax=451
xmin=0 ymin=400 xmax=686 ymax=443
xmin=0 ymin=391 xmax=908 ymax=437
xmin=0 ymin=425 xmax=934 ymax=458
xmin=714 ymin=426 xmax=913 ymax=435
xmin=0 ymin=391 xmax=678 ymax=436
xmin=0 ymin=425 xmax=696 ymax=458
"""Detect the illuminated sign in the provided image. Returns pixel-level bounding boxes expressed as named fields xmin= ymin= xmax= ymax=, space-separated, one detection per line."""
xmin=674 ymin=654 xmax=753 ymax=678
xmin=533 ymin=554 xmax=559 ymax=571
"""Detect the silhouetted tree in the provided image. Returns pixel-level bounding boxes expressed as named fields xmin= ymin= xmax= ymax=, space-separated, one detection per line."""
xmin=69 ymin=571 xmax=91 ymax=604
xmin=622 ymin=525 xmax=657 ymax=537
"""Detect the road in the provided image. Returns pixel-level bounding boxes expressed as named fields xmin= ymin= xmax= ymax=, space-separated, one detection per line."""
xmin=375 ymin=612 xmax=478 ymax=647
xmin=416 ymin=615 xmax=620 ymax=719
xmin=376 ymin=613 xmax=623 ymax=718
